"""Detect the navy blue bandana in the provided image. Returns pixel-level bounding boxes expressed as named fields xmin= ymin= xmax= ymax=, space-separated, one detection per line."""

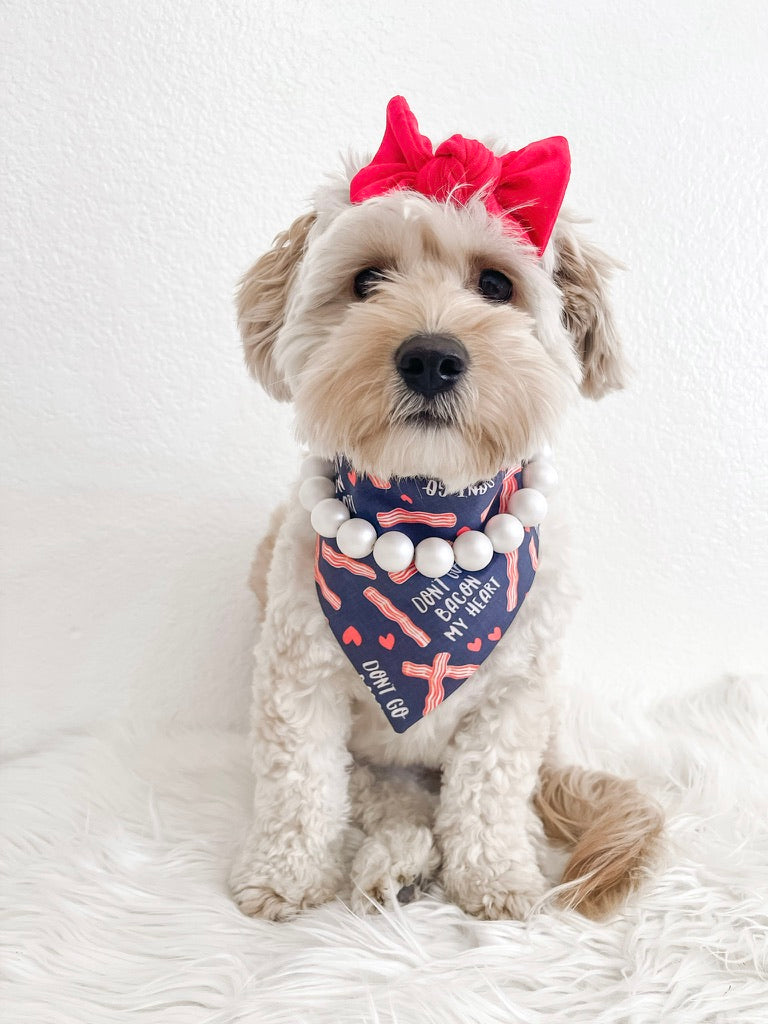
xmin=314 ymin=458 xmax=539 ymax=733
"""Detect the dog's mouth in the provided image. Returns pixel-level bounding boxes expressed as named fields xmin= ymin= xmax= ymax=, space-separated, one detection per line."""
xmin=392 ymin=392 xmax=459 ymax=430
xmin=402 ymin=409 xmax=454 ymax=428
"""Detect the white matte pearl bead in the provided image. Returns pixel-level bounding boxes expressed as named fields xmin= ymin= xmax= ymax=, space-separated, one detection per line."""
xmin=509 ymin=488 xmax=548 ymax=527
xmin=336 ymin=518 xmax=377 ymax=559
xmin=300 ymin=455 xmax=335 ymax=481
xmin=484 ymin=513 xmax=525 ymax=553
xmin=414 ymin=537 xmax=455 ymax=578
xmin=452 ymin=530 xmax=494 ymax=572
xmin=522 ymin=461 xmax=558 ymax=496
xmin=299 ymin=475 xmax=336 ymax=511
xmin=310 ymin=498 xmax=350 ymax=538
xmin=528 ymin=443 xmax=553 ymax=462
xmin=373 ymin=531 xmax=414 ymax=573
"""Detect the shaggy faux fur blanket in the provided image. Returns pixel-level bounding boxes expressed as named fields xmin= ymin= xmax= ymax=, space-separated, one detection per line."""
xmin=2 ymin=677 xmax=767 ymax=1024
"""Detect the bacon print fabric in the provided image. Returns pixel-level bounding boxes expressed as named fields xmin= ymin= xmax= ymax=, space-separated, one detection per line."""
xmin=314 ymin=458 xmax=538 ymax=733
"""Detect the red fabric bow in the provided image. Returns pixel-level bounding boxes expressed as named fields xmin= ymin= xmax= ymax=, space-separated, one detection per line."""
xmin=350 ymin=96 xmax=571 ymax=257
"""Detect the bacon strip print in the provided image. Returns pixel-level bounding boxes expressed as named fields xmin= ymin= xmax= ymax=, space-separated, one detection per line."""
xmin=376 ymin=509 xmax=457 ymax=528
xmin=366 ymin=474 xmax=391 ymax=489
xmin=402 ymin=653 xmax=479 ymax=715
xmin=321 ymin=540 xmax=377 ymax=579
xmin=529 ymin=534 xmax=539 ymax=570
xmin=499 ymin=465 xmax=521 ymax=514
xmin=314 ymin=537 xmax=341 ymax=610
xmin=504 ymin=549 xmax=519 ymax=612
xmin=389 ymin=563 xmax=418 ymax=585
xmin=363 ymin=586 xmax=431 ymax=647
xmin=480 ymin=493 xmax=496 ymax=523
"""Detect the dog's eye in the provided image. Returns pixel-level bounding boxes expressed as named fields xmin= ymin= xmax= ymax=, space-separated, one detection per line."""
xmin=353 ymin=267 xmax=386 ymax=299
xmin=478 ymin=269 xmax=514 ymax=303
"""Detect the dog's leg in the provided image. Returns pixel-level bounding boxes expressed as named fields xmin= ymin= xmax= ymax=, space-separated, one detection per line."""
xmin=436 ymin=677 xmax=552 ymax=920
xmin=348 ymin=763 xmax=440 ymax=913
xmin=230 ymin=643 xmax=352 ymax=921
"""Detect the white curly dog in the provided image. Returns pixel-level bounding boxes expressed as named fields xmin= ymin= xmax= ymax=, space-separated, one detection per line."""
xmin=230 ymin=98 xmax=662 ymax=922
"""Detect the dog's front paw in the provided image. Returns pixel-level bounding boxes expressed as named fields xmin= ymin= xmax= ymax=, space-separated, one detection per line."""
xmin=350 ymin=825 xmax=440 ymax=914
xmin=443 ymin=866 xmax=548 ymax=921
xmin=229 ymin=845 xmax=341 ymax=921
xmin=231 ymin=876 xmax=337 ymax=921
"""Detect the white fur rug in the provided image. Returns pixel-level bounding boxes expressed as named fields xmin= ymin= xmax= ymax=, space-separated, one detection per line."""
xmin=2 ymin=677 xmax=767 ymax=1024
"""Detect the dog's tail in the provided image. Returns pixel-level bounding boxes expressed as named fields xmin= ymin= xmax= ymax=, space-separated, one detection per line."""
xmin=534 ymin=765 xmax=663 ymax=919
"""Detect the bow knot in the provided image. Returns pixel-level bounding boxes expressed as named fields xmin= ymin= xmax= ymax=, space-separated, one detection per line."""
xmin=350 ymin=97 xmax=570 ymax=257
xmin=415 ymin=136 xmax=502 ymax=206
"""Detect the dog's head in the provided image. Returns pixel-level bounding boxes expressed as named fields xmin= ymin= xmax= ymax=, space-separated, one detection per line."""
xmin=238 ymin=100 xmax=625 ymax=491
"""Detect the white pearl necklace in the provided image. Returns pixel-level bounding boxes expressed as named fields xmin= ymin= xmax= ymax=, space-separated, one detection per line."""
xmin=300 ymin=451 xmax=557 ymax=579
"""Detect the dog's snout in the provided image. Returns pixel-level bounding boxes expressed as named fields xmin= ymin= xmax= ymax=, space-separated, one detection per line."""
xmin=395 ymin=334 xmax=468 ymax=398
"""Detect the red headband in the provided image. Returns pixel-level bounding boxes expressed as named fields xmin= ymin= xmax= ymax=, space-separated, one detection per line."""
xmin=350 ymin=96 xmax=570 ymax=257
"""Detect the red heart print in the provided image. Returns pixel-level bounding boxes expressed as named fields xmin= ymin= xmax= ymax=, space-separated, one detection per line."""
xmin=343 ymin=626 xmax=362 ymax=646
xmin=378 ymin=633 xmax=395 ymax=650
xmin=487 ymin=626 xmax=502 ymax=642
xmin=467 ymin=637 xmax=482 ymax=652
xmin=348 ymin=470 xmax=357 ymax=486
xmin=456 ymin=526 xmax=470 ymax=536
xmin=400 ymin=494 xmax=413 ymax=504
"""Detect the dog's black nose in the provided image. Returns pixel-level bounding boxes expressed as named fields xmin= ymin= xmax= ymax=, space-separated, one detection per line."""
xmin=395 ymin=334 xmax=468 ymax=398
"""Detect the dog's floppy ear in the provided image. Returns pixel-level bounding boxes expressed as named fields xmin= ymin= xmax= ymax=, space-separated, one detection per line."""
xmin=551 ymin=215 xmax=627 ymax=400
xmin=237 ymin=211 xmax=316 ymax=401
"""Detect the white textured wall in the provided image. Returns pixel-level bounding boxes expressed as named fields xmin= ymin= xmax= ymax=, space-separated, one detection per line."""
xmin=3 ymin=0 xmax=766 ymax=754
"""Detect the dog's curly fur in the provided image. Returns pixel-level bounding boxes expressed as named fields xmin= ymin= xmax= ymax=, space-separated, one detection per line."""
xmin=230 ymin=152 xmax=662 ymax=922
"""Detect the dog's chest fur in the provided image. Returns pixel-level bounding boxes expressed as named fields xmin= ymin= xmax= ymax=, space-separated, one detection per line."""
xmin=260 ymin=484 xmax=574 ymax=769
